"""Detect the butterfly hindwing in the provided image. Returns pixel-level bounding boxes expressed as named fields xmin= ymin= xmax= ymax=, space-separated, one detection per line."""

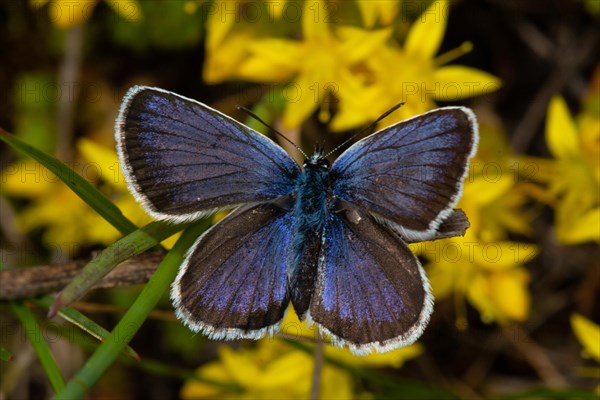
xmin=330 ymin=107 xmax=478 ymax=235
xmin=309 ymin=207 xmax=433 ymax=354
xmin=116 ymin=86 xmax=300 ymax=222
xmin=171 ymin=202 xmax=293 ymax=339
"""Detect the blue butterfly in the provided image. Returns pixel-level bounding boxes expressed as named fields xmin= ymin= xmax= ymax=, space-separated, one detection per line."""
xmin=116 ymin=86 xmax=478 ymax=354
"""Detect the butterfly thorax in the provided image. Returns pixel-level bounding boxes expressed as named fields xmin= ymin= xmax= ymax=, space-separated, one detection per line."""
xmin=288 ymin=154 xmax=331 ymax=319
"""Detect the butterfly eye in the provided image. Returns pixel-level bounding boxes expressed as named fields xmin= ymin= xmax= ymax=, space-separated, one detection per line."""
xmin=318 ymin=158 xmax=330 ymax=170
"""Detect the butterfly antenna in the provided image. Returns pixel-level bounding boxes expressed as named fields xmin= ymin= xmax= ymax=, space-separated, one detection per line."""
xmin=323 ymin=102 xmax=405 ymax=159
xmin=237 ymin=105 xmax=308 ymax=159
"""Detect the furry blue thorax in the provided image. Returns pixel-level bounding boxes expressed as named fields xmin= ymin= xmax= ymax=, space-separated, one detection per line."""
xmin=294 ymin=154 xmax=330 ymax=230
xmin=288 ymin=153 xmax=331 ymax=318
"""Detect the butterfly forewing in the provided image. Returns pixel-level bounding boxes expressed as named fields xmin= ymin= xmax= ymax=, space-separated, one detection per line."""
xmin=172 ymin=202 xmax=293 ymax=339
xmin=116 ymin=86 xmax=300 ymax=222
xmin=330 ymin=107 xmax=478 ymax=234
xmin=309 ymin=207 xmax=433 ymax=354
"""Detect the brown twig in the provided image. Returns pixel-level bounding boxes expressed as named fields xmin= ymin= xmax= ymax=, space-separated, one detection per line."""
xmin=0 ymin=253 xmax=164 ymax=300
xmin=309 ymin=338 xmax=324 ymax=400
xmin=502 ymin=325 xmax=568 ymax=388
xmin=510 ymin=22 xmax=599 ymax=153
xmin=56 ymin=25 xmax=84 ymax=161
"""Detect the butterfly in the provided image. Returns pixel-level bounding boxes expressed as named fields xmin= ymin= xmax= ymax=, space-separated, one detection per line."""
xmin=116 ymin=86 xmax=478 ymax=354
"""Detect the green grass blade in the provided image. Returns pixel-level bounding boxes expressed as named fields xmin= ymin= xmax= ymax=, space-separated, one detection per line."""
xmin=55 ymin=219 xmax=209 ymax=399
xmin=51 ymin=220 xmax=185 ymax=315
xmin=0 ymin=129 xmax=138 ymax=235
xmin=0 ymin=347 xmax=13 ymax=362
xmin=10 ymin=301 xmax=65 ymax=393
xmin=31 ymin=296 xmax=140 ymax=361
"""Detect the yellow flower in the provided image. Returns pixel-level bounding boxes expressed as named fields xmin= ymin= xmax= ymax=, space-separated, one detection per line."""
xmin=30 ymin=0 xmax=141 ymax=28
xmin=180 ymin=306 xmax=424 ymax=398
xmin=421 ymin=234 xmax=536 ymax=325
xmin=571 ymin=314 xmax=600 ymax=361
xmin=235 ymin=0 xmax=392 ymax=129
xmin=332 ymin=0 xmax=501 ymax=130
xmin=203 ymin=30 xmax=257 ymax=84
xmin=356 ymin=0 xmax=400 ymax=27
xmin=571 ymin=314 xmax=600 ymax=394
xmin=201 ymin=1 xmax=295 ymax=84
xmin=534 ymin=96 xmax=600 ymax=244
xmin=2 ymin=138 xmax=177 ymax=250
xmin=181 ymin=341 xmax=353 ymax=399
xmin=463 ymin=121 xmax=538 ymax=240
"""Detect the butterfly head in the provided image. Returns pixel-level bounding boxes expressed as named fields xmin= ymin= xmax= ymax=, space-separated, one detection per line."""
xmin=303 ymin=146 xmax=330 ymax=171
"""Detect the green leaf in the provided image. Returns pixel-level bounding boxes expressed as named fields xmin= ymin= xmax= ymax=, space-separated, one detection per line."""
xmin=56 ymin=219 xmax=209 ymax=399
xmin=10 ymin=301 xmax=65 ymax=393
xmin=51 ymin=220 xmax=185 ymax=314
xmin=0 ymin=347 xmax=13 ymax=362
xmin=0 ymin=129 xmax=138 ymax=236
xmin=31 ymin=296 xmax=139 ymax=361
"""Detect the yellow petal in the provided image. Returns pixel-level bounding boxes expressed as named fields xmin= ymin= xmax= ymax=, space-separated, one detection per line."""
xmin=282 ymin=75 xmax=320 ymax=129
xmin=546 ymin=96 xmax=580 ymax=159
xmin=356 ymin=0 xmax=399 ymax=27
xmin=326 ymin=343 xmax=423 ymax=368
xmin=180 ymin=362 xmax=230 ymax=399
xmin=203 ymin=31 xmax=256 ymax=84
xmin=557 ymin=207 xmax=600 ymax=244
xmin=319 ymin=366 xmax=354 ymax=400
xmin=302 ymin=0 xmax=330 ymax=41
xmin=427 ymin=261 xmax=457 ymax=299
xmin=490 ymin=269 xmax=530 ymax=322
xmin=219 ymin=346 xmax=259 ymax=387
xmin=473 ymin=241 xmax=538 ymax=270
xmin=356 ymin=0 xmax=379 ymax=28
xmin=279 ymin=307 xmax=319 ymax=340
xmin=237 ymin=56 xmax=297 ymax=83
xmin=404 ymin=0 xmax=448 ymax=59
xmin=246 ymin=39 xmax=304 ymax=70
xmin=258 ymin=351 xmax=311 ymax=390
xmin=49 ymin=0 xmax=98 ymax=28
xmin=206 ymin=1 xmax=237 ymax=50
xmin=330 ymin=72 xmax=386 ymax=131
xmin=463 ymin=174 xmax=513 ymax=206
xmin=467 ymin=272 xmax=497 ymax=323
xmin=337 ymin=26 xmax=392 ymax=64
xmin=432 ymin=66 xmax=502 ymax=100
xmin=571 ymin=314 xmax=600 ymax=361
xmin=1 ymin=160 xmax=56 ymax=197
xmin=267 ymin=0 xmax=287 ymax=19
xmin=76 ymin=138 xmax=124 ymax=188
xmin=579 ymin=114 xmax=600 ymax=182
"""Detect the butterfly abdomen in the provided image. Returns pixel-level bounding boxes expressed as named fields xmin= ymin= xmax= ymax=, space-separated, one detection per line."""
xmin=288 ymin=160 xmax=331 ymax=318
